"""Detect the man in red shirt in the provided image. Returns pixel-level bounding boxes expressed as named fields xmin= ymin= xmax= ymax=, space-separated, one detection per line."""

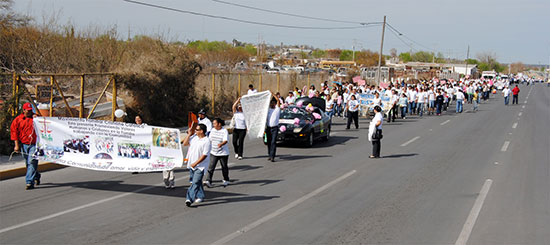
xmin=11 ymin=102 xmax=41 ymax=190
xmin=511 ymin=85 xmax=520 ymax=105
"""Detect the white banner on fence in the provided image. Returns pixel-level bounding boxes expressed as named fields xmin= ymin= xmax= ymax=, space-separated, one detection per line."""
xmin=240 ymin=91 xmax=271 ymax=139
xmin=33 ymin=117 xmax=183 ymax=172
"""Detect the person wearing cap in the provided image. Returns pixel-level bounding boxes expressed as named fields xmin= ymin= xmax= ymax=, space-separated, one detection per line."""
xmin=197 ymin=109 xmax=212 ymax=134
xmin=11 ymin=102 xmax=41 ymax=190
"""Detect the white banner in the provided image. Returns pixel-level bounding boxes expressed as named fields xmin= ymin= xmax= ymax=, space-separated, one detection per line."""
xmin=33 ymin=117 xmax=183 ymax=172
xmin=240 ymin=91 xmax=271 ymax=139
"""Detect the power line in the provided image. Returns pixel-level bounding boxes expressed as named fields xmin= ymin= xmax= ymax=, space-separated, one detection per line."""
xmin=386 ymin=26 xmax=417 ymax=52
xmin=122 ymin=0 xmax=372 ymax=30
xmin=386 ymin=23 xmax=438 ymax=53
xmin=211 ymin=0 xmax=382 ymax=26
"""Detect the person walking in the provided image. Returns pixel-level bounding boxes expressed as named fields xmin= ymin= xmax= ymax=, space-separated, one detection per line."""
xmin=11 ymin=102 xmax=40 ymax=190
xmin=369 ymin=105 xmax=383 ymax=158
xmin=346 ymin=94 xmax=359 ymax=129
xmin=197 ymin=109 xmax=212 ymax=134
xmin=231 ymin=97 xmax=246 ymax=160
xmin=183 ymin=123 xmax=211 ymax=207
xmin=398 ymin=93 xmax=408 ymax=119
xmin=472 ymin=89 xmax=479 ymax=112
xmin=204 ymin=118 xmax=230 ymax=188
xmin=435 ymin=90 xmax=444 ymax=115
xmin=511 ymin=85 xmax=520 ymax=104
xmin=455 ymin=89 xmax=465 ymax=113
xmin=502 ymin=86 xmax=511 ymax=105
xmin=265 ymin=93 xmax=281 ymax=162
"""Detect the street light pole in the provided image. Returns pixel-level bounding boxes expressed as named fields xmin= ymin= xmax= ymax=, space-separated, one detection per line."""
xmin=376 ymin=16 xmax=386 ymax=86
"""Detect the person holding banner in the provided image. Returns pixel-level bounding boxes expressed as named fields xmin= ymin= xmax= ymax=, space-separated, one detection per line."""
xmin=11 ymin=102 xmax=41 ymax=190
xmin=232 ymin=97 xmax=246 ymax=160
xmin=369 ymin=105 xmax=383 ymax=158
xmin=266 ymin=93 xmax=281 ymax=162
xmin=204 ymin=118 xmax=230 ymax=188
xmin=184 ymin=123 xmax=211 ymax=207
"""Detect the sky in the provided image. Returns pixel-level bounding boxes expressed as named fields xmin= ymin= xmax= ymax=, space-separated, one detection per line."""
xmin=13 ymin=0 xmax=550 ymax=65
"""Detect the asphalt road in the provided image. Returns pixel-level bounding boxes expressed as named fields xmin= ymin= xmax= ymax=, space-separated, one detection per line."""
xmin=1 ymin=83 xmax=548 ymax=244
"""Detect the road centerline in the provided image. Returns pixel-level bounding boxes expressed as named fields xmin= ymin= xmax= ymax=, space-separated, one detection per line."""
xmin=512 ymin=122 xmax=518 ymax=129
xmin=501 ymin=141 xmax=510 ymax=152
xmin=440 ymin=119 xmax=451 ymax=125
xmin=401 ymin=136 xmax=420 ymax=147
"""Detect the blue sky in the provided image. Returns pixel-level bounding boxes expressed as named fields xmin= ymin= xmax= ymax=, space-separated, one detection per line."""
xmin=14 ymin=0 xmax=550 ymax=65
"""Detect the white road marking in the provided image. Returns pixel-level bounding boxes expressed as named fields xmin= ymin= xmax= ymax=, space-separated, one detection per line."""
xmin=0 ymin=163 xmax=237 ymax=234
xmin=501 ymin=141 xmax=510 ymax=152
xmin=401 ymin=136 xmax=420 ymax=147
xmin=429 ymin=129 xmax=433 ymax=131
xmin=524 ymin=100 xmax=527 ymax=103
xmin=440 ymin=119 xmax=451 ymax=125
xmin=211 ymin=170 xmax=356 ymax=245
xmin=522 ymin=105 xmax=525 ymax=109
xmin=494 ymin=162 xmax=499 ymax=165
xmin=509 ymin=133 xmax=513 ymax=135
xmin=455 ymin=179 xmax=493 ymax=245
xmin=512 ymin=122 xmax=518 ymax=129
xmin=518 ymin=112 xmax=522 ymax=117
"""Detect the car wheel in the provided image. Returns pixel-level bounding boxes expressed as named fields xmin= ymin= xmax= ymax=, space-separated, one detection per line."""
xmin=307 ymin=131 xmax=314 ymax=147
xmin=323 ymin=126 xmax=330 ymax=141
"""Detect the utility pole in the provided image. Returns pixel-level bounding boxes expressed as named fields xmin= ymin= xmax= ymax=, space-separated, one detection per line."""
xmin=465 ymin=45 xmax=470 ymax=78
xmin=377 ymin=16 xmax=386 ymax=86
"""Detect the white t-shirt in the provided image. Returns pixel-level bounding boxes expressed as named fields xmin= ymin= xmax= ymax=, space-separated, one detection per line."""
xmin=285 ymin=96 xmax=296 ymax=105
xmin=372 ymin=97 xmax=381 ymax=107
xmin=428 ymin=90 xmax=435 ymax=101
xmin=247 ymin=89 xmax=257 ymax=95
xmin=348 ymin=100 xmax=359 ymax=112
xmin=456 ymin=91 xmax=465 ymax=100
xmin=198 ymin=117 xmax=212 ymax=132
xmin=266 ymin=107 xmax=280 ymax=127
xmin=209 ymin=128 xmax=229 ymax=156
xmin=409 ymin=90 xmax=418 ymax=101
xmin=373 ymin=112 xmax=383 ymax=129
xmin=326 ymin=99 xmax=334 ymax=112
xmin=417 ymin=92 xmax=427 ymax=103
xmin=233 ymin=112 xmax=246 ymax=129
xmin=502 ymin=88 xmax=511 ymax=97
xmin=186 ymin=135 xmax=211 ymax=171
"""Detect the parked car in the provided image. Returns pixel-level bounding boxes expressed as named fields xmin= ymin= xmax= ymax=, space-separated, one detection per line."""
xmin=275 ymin=97 xmax=331 ymax=147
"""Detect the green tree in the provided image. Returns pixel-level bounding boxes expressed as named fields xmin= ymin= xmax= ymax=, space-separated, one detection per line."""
xmin=399 ymin=52 xmax=412 ymax=62
xmin=339 ymin=50 xmax=354 ymax=61
xmin=312 ymin=49 xmax=326 ymax=59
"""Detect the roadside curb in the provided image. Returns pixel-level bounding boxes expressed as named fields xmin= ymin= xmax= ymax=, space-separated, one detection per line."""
xmin=0 ymin=162 xmax=66 ymax=181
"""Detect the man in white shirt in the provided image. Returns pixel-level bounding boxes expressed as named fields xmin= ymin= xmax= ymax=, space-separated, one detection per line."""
xmin=247 ymin=84 xmax=257 ymax=95
xmin=183 ymin=123 xmax=211 ymax=207
xmin=266 ymin=93 xmax=281 ymax=162
xmin=455 ymin=89 xmax=465 ymax=113
xmin=197 ymin=109 xmax=212 ymax=134
xmin=502 ymin=86 xmax=511 ymax=105
xmin=416 ymin=89 xmax=427 ymax=117
xmin=285 ymin=91 xmax=296 ymax=105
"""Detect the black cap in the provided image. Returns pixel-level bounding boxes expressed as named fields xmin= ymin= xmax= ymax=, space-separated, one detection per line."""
xmin=198 ymin=109 xmax=206 ymax=115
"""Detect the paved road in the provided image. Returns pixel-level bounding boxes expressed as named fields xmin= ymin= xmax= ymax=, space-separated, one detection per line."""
xmin=1 ymin=83 xmax=548 ymax=244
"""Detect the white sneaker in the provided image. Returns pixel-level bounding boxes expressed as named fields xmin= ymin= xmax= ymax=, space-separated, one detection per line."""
xmin=238 ymin=156 xmax=243 ymax=160
xmin=203 ymin=181 xmax=213 ymax=188
xmin=165 ymin=185 xmax=170 ymax=189
xmin=194 ymin=198 xmax=203 ymax=203
xmin=223 ymin=180 xmax=229 ymax=186
xmin=235 ymin=154 xmax=239 ymax=158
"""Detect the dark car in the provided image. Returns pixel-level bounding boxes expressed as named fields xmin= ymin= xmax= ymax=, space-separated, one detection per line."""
xmin=275 ymin=97 xmax=331 ymax=147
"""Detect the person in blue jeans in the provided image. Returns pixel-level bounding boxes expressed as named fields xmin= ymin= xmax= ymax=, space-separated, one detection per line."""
xmin=183 ymin=123 xmax=211 ymax=207
xmin=455 ymin=90 xmax=465 ymax=113
xmin=11 ymin=102 xmax=41 ymax=190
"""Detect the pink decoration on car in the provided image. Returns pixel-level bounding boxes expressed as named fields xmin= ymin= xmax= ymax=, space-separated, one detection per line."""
xmin=293 ymin=118 xmax=300 ymax=125
xmin=279 ymin=125 xmax=286 ymax=132
xmin=313 ymin=112 xmax=321 ymax=119
xmin=292 ymin=108 xmax=298 ymax=113
xmin=296 ymin=101 xmax=303 ymax=108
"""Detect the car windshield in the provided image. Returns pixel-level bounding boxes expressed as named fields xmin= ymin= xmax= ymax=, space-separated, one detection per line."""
xmin=280 ymin=107 xmax=312 ymax=120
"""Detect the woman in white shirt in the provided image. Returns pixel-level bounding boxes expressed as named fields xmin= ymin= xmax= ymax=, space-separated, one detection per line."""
xmin=369 ymin=105 xmax=383 ymax=158
xmin=231 ymin=97 xmax=246 ymax=160
xmin=205 ymin=118 xmax=230 ymax=187
xmin=346 ymin=94 xmax=360 ymax=129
